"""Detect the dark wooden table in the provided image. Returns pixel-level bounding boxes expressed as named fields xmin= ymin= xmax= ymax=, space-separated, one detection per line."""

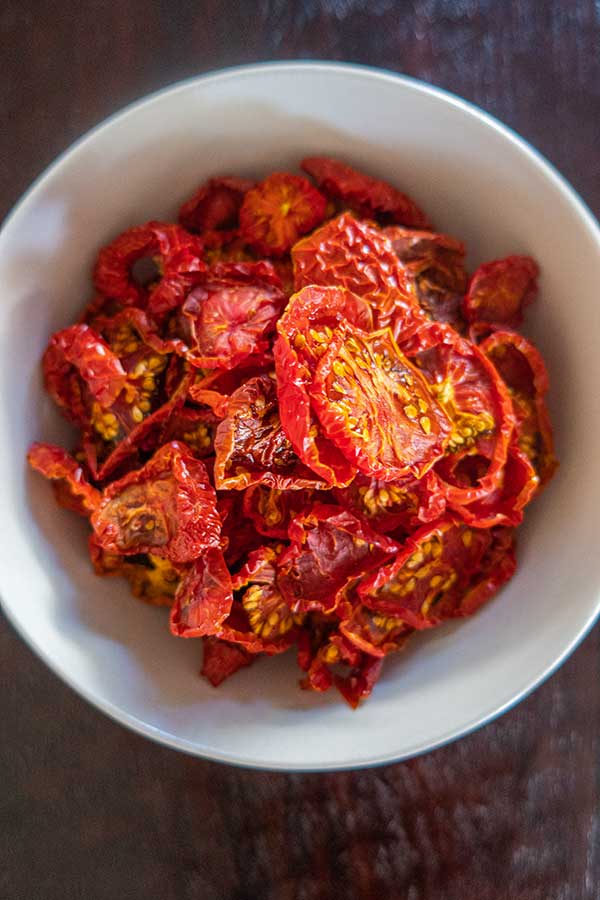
xmin=3 ymin=3 xmax=600 ymax=898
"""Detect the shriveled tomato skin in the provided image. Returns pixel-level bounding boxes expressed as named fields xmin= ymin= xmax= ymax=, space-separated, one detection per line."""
xmin=240 ymin=172 xmax=327 ymax=257
xmin=463 ymin=255 xmax=539 ymax=327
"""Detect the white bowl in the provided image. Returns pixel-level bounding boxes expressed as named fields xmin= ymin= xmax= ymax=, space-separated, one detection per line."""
xmin=2 ymin=62 xmax=599 ymax=771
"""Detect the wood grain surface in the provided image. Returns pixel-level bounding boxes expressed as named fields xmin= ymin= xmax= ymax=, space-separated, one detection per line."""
xmin=2 ymin=2 xmax=600 ymax=898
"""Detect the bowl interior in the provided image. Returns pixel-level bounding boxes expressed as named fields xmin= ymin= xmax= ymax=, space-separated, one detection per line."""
xmin=1 ymin=63 xmax=599 ymax=770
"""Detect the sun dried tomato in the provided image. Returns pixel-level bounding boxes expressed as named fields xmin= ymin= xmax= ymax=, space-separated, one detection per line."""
xmin=481 ymin=330 xmax=557 ymax=486
xmin=239 ymin=172 xmax=326 ymax=257
xmin=274 ymin=284 xmax=373 ymax=486
xmin=91 ymin=442 xmax=221 ymax=562
xmin=161 ymin=406 xmax=217 ymax=458
xmin=301 ymin=157 xmax=430 ymax=229
xmin=177 ymin=261 xmax=285 ymax=369
xmin=27 ymin=442 xmax=100 ymax=515
xmin=93 ymin=221 xmax=205 ymax=312
xmin=170 ymin=547 xmax=233 ymax=636
xmin=338 ymin=603 xmax=412 ymax=658
xmin=214 ymin=374 xmax=326 ymax=491
xmin=299 ymin=630 xmax=384 ymax=707
xmin=310 ymin=324 xmax=451 ymax=482
xmin=229 ymin=544 xmax=301 ymax=645
xmin=463 ymin=255 xmax=539 ymax=327
xmin=407 ymin=322 xmax=515 ymax=505
xmin=383 ymin=226 xmax=467 ymax=330
xmin=200 ymin=636 xmax=255 ymax=686
xmin=243 ymin=485 xmax=322 ymax=539
xmin=188 ymin=352 xmax=274 ymax=418
xmin=358 ymin=517 xmax=514 ymax=629
xmin=277 ymin=503 xmax=399 ymax=615
xmin=449 ymin=445 xmax=539 ymax=527
xmin=90 ymin=536 xmax=185 ymax=606
xmin=43 ymin=324 xmax=127 ymax=425
xmin=334 ymin=470 xmax=445 ymax=535
xmin=179 ymin=176 xmax=254 ymax=234
xmin=292 ymin=213 xmax=421 ymax=333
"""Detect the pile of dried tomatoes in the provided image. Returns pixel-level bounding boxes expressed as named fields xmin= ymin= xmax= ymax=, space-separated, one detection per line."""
xmin=28 ymin=157 xmax=557 ymax=707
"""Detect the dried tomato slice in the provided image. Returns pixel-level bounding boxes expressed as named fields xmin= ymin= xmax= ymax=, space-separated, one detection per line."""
xmin=450 ymin=445 xmax=539 ymax=527
xmin=91 ymin=441 xmax=221 ymax=562
xmin=188 ymin=352 xmax=274 ymax=418
xmin=301 ymin=157 xmax=430 ymax=229
xmin=407 ymin=322 xmax=515 ymax=505
xmin=27 ymin=442 xmax=100 ymax=515
xmin=161 ymin=406 xmax=218 ymax=458
xmin=90 ymin=537 xmax=185 ymax=607
xmin=463 ymin=255 xmax=539 ymax=327
xmin=481 ymin=330 xmax=557 ymax=486
xmin=170 ymin=547 xmax=233 ymax=637
xmin=334 ymin=470 xmax=445 ymax=535
xmin=292 ymin=213 xmax=421 ymax=333
xmin=243 ymin=485 xmax=321 ymax=539
xmin=277 ymin=503 xmax=399 ymax=615
xmin=299 ymin=630 xmax=384 ymax=708
xmin=43 ymin=324 xmax=127 ymax=424
xmin=218 ymin=493 xmax=264 ymax=568
xmin=93 ymin=221 xmax=205 ymax=312
xmin=214 ymin=374 xmax=326 ymax=491
xmin=383 ymin=226 xmax=467 ymax=330
xmin=229 ymin=544 xmax=300 ymax=646
xmin=274 ymin=284 xmax=373 ymax=486
xmin=310 ymin=324 xmax=451 ymax=482
xmin=338 ymin=603 xmax=412 ymax=658
xmin=358 ymin=517 xmax=514 ymax=629
xmin=178 ymin=176 xmax=254 ymax=234
xmin=239 ymin=172 xmax=326 ymax=257
xmin=200 ymin=637 xmax=255 ymax=686
xmin=178 ymin=261 xmax=285 ymax=369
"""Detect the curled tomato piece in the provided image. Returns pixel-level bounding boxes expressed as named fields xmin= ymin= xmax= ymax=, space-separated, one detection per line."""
xmin=298 ymin=629 xmax=384 ymax=708
xmin=334 ymin=470 xmax=445 ymax=535
xmin=93 ymin=221 xmax=205 ymax=313
xmin=27 ymin=442 xmax=100 ymax=515
xmin=277 ymin=503 xmax=399 ymax=615
xmin=450 ymin=445 xmax=539 ymax=527
xmin=43 ymin=324 xmax=127 ymax=423
xmin=243 ymin=485 xmax=321 ymax=539
xmin=229 ymin=544 xmax=301 ymax=647
xmin=310 ymin=324 xmax=451 ymax=482
xmin=200 ymin=637 xmax=255 ymax=687
xmin=481 ymin=330 xmax=557 ymax=486
xmin=90 ymin=537 xmax=185 ymax=606
xmin=239 ymin=172 xmax=326 ymax=257
xmin=358 ymin=517 xmax=514 ymax=629
xmin=275 ymin=285 xmax=373 ymax=486
xmin=188 ymin=352 xmax=274 ymax=418
xmin=463 ymin=255 xmax=539 ymax=327
xmin=178 ymin=261 xmax=285 ymax=369
xmin=170 ymin=547 xmax=233 ymax=637
xmin=301 ymin=157 xmax=430 ymax=229
xmin=383 ymin=226 xmax=467 ymax=330
xmin=214 ymin=374 xmax=326 ymax=491
xmin=161 ymin=406 xmax=217 ymax=458
xmin=407 ymin=322 xmax=515 ymax=505
xmin=91 ymin=442 xmax=221 ymax=562
xmin=178 ymin=175 xmax=254 ymax=234
xmin=218 ymin=493 xmax=264 ymax=568
xmin=338 ymin=603 xmax=411 ymax=658
xmin=292 ymin=213 xmax=421 ymax=333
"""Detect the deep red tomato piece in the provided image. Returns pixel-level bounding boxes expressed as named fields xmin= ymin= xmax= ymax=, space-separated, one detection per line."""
xmin=178 ymin=260 xmax=285 ymax=369
xmin=334 ymin=470 xmax=445 ymax=535
xmin=91 ymin=441 xmax=221 ymax=562
xmin=170 ymin=547 xmax=233 ymax=637
xmin=200 ymin=637 xmax=255 ymax=687
xmin=463 ymin=255 xmax=539 ymax=327
xmin=178 ymin=176 xmax=255 ymax=234
xmin=358 ymin=517 xmax=515 ymax=629
xmin=481 ymin=330 xmax=557 ymax=486
xmin=383 ymin=225 xmax=467 ymax=331
xmin=89 ymin=536 xmax=186 ymax=607
xmin=239 ymin=172 xmax=327 ymax=257
xmin=301 ymin=156 xmax=430 ymax=229
xmin=338 ymin=603 xmax=412 ymax=659
xmin=242 ymin=485 xmax=323 ymax=539
xmin=27 ymin=442 xmax=100 ymax=516
xmin=277 ymin=503 xmax=399 ymax=615
xmin=310 ymin=324 xmax=451 ymax=482
xmin=214 ymin=374 xmax=327 ymax=491
xmin=292 ymin=213 xmax=422 ymax=334
xmin=274 ymin=284 xmax=374 ymax=487
xmin=93 ymin=221 xmax=205 ymax=312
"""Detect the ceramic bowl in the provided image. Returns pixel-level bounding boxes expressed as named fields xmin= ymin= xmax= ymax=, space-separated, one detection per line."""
xmin=2 ymin=62 xmax=599 ymax=770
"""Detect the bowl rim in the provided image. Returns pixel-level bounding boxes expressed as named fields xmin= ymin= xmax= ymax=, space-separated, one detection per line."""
xmin=2 ymin=60 xmax=600 ymax=771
